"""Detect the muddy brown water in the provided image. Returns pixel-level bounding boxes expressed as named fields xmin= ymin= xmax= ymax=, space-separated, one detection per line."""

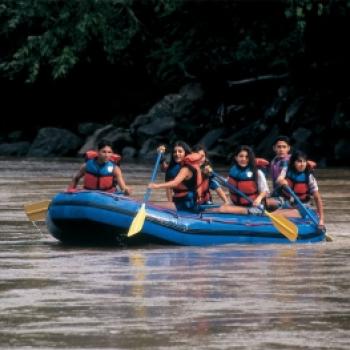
xmin=0 ymin=159 xmax=349 ymax=349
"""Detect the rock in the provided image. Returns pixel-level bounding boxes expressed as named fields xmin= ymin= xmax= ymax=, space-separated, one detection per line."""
xmin=207 ymin=144 xmax=227 ymax=162
xmin=8 ymin=130 xmax=23 ymax=142
xmin=222 ymin=120 xmax=267 ymax=150
xmin=27 ymin=128 xmax=82 ymax=157
xmin=291 ymin=128 xmax=312 ymax=152
xmin=0 ymin=142 xmax=31 ymax=156
xmin=138 ymin=137 xmax=164 ymax=160
xmin=122 ymin=146 xmax=137 ymax=160
xmin=255 ymin=125 xmax=280 ymax=158
xmin=332 ymin=103 xmax=350 ymax=129
xmin=197 ymin=128 xmax=225 ymax=149
xmin=334 ymin=138 xmax=350 ymax=161
xmin=137 ymin=116 xmax=176 ymax=137
xmin=78 ymin=124 xmax=132 ymax=155
xmin=264 ymin=86 xmax=288 ymax=119
xmin=285 ymin=97 xmax=304 ymax=123
xmin=78 ymin=122 xmax=104 ymax=136
xmin=130 ymin=82 xmax=204 ymax=144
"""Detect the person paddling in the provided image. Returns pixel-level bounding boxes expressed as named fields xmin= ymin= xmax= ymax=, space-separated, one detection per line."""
xmin=67 ymin=140 xmax=132 ymax=194
xmin=159 ymin=141 xmax=192 ymax=202
xmin=275 ymin=150 xmax=325 ymax=229
xmin=266 ymin=135 xmax=317 ymax=210
xmin=148 ymin=143 xmax=204 ymax=212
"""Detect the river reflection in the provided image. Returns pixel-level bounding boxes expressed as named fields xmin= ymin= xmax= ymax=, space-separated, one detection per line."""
xmin=0 ymin=159 xmax=349 ymax=349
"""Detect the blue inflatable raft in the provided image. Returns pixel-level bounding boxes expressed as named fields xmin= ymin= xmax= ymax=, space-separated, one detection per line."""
xmin=47 ymin=191 xmax=325 ymax=245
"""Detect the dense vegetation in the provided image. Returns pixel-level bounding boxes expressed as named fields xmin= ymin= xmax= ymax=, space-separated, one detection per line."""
xmin=0 ymin=0 xmax=349 ymax=164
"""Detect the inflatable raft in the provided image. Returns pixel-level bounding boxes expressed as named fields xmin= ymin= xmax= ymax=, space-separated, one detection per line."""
xmin=47 ymin=191 xmax=325 ymax=245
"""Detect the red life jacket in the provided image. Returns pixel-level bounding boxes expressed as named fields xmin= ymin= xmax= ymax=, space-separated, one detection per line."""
xmin=307 ymin=160 xmax=317 ymax=170
xmin=83 ymin=150 xmax=121 ymax=192
xmin=172 ymin=153 xmax=204 ymax=203
xmin=285 ymin=170 xmax=311 ymax=203
xmin=197 ymin=177 xmax=212 ymax=204
xmin=255 ymin=158 xmax=269 ymax=168
xmin=228 ymin=165 xmax=258 ymax=206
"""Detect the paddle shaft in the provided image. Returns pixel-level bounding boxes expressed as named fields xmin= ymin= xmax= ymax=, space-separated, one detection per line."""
xmin=127 ymin=150 xmax=164 ymax=237
xmin=212 ymin=171 xmax=298 ymax=241
xmin=283 ymin=185 xmax=319 ymax=225
xmin=143 ymin=151 xmax=163 ymax=203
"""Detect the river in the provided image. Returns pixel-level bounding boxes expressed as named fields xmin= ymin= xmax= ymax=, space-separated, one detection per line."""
xmin=0 ymin=159 xmax=349 ymax=349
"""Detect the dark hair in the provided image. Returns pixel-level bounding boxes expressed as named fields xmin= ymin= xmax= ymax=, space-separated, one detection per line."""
xmin=288 ymin=150 xmax=309 ymax=173
xmin=273 ymin=135 xmax=291 ymax=146
xmin=193 ymin=144 xmax=211 ymax=167
xmin=192 ymin=144 xmax=207 ymax=155
xmin=232 ymin=145 xmax=258 ymax=181
xmin=168 ymin=140 xmax=192 ymax=168
xmin=97 ymin=140 xmax=114 ymax=151
xmin=172 ymin=140 xmax=191 ymax=154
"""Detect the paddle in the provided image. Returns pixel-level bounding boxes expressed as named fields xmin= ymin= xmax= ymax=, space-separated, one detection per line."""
xmin=24 ymin=199 xmax=51 ymax=222
xmin=127 ymin=150 xmax=164 ymax=237
xmin=282 ymin=185 xmax=319 ymax=224
xmin=282 ymin=184 xmax=331 ymax=240
xmin=211 ymin=171 xmax=298 ymax=241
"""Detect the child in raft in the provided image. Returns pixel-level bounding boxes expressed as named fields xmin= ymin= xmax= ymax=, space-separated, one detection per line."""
xmin=208 ymin=145 xmax=270 ymax=215
xmin=275 ymin=150 xmax=325 ymax=229
xmin=67 ymin=140 xmax=132 ymax=195
xmin=266 ymin=135 xmax=317 ymax=210
xmin=192 ymin=144 xmax=229 ymax=206
xmin=270 ymin=135 xmax=292 ymax=191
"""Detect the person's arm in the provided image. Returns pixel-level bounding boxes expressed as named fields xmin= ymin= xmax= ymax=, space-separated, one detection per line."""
xmin=149 ymin=167 xmax=192 ymax=189
xmin=166 ymin=188 xmax=173 ymax=201
xmin=157 ymin=145 xmax=169 ymax=172
xmin=114 ymin=167 xmax=132 ymax=195
xmin=68 ymin=164 xmax=86 ymax=190
xmin=276 ymin=167 xmax=288 ymax=187
xmin=209 ymin=177 xmax=229 ymax=204
xmin=253 ymin=170 xmax=269 ymax=206
xmin=275 ymin=167 xmax=287 ymax=185
xmin=164 ymin=172 xmax=173 ymax=201
xmin=309 ymin=174 xmax=324 ymax=226
xmin=215 ymin=187 xmax=230 ymax=204
xmin=313 ymin=191 xmax=324 ymax=226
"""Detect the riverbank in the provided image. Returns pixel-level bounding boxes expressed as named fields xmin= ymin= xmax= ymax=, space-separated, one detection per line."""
xmin=1 ymin=80 xmax=349 ymax=166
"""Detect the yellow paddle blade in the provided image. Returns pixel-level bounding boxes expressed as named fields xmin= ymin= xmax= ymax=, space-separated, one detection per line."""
xmin=24 ymin=200 xmax=51 ymax=222
xmin=264 ymin=211 xmax=298 ymax=242
xmin=127 ymin=203 xmax=146 ymax=237
xmin=325 ymin=234 xmax=333 ymax=242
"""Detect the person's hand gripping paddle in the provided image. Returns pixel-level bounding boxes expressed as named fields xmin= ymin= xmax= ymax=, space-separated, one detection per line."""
xmin=127 ymin=147 xmax=165 ymax=237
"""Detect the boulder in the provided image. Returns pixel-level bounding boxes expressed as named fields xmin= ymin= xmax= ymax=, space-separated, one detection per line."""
xmin=27 ymin=128 xmax=82 ymax=157
xmin=131 ymin=82 xmax=204 ymax=145
xmin=0 ymin=142 xmax=31 ymax=156
xmin=197 ymin=128 xmax=225 ymax=149
xmin=78 ymin=122 xmax=104 ymax=136
xmin=78 ymin=124 xmax=133 ymax=155
xmin=334 ymin=138 xmax=350 ymax=161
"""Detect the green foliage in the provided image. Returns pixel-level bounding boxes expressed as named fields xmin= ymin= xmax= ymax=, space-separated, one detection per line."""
xmin=285 ymin=0 xmax=350 ymax=31
xmin=0 ymin=0 xmax=144 ymax=82
xmin=0 ymin=0 xmax=348 ymax=84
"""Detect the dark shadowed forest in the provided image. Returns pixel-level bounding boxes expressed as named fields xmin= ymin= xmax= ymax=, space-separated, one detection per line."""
xmin=0 ymin=0 xmax=349 ymax=165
